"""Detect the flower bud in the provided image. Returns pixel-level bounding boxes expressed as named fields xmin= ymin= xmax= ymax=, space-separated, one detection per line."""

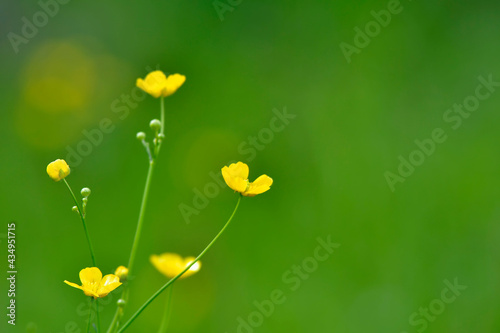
xmin=149 ymin=119 xmax=161 ymax=131
xmin=114 ymin=265 xmax=129 ymax=282
xmin=81 ymin=187 xmax=91 ymax=197
xmin=136 ymin=132 xmax=146 ymax=140
xmin=117 ymin=299 xmax=126 ymax=307
xmin=72 ymin=206 xmax=79 ymax=212
xmin=158 ymin=133 xmax=165 ymax=140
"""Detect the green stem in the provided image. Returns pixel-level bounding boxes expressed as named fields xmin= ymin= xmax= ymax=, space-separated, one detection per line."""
xmin=86 ymin=298 xmax=93 ymax=333
xmin=63 ymin=179 xmax=96 ymax=266
xmin=127 ymin=160 xmax=155 ymax=278
xmin=117 ymin=195 xmax=242 ymax=332
xmin=106 ymin=289 xmax=128 ymax=333
xmin=160 ymin=97 xmax=165 ymax=137
xmin=106 ymin=160 xmax=156 ymax=333
xmin=158 ymin=285 xmax=174 ymax=333
xmin=107 ymin=99 xmax=165 ymax=333
xmin=96 ymin=299 xmax=101 ymax=333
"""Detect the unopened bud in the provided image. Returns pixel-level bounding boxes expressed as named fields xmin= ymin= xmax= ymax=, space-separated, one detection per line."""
xmin=149 ymin=119 xmax=161 ymax=131
xmin=114 ymin=265 xmax=129 ymax=282
xmin=81 ymin=187 xmax=91 ymax=197
xmin=136 ymin=132 xmax=146 ymax=140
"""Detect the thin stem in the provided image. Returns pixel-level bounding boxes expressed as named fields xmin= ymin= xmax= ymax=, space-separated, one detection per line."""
xmin=158 ymin=285 xmax=174 ymax=333
xmin=86 ymin=298 xmax=93 ymax=333
xmin=63 ymin=179 xmax=96 ymax=266
xmin=106 ymin=160 xmax=156 ymax=332
xmin=117 ymin=195 xmax=242 ymax=332
xmin=96 ymin=299 xmax=101 ymax=333
xmin=127 ymin=160 xmax=155 ymax=278
xmin=107 ymin=99 xmax=164 ymax=333
xmin=106 ymin=306 xmax=120 ymax=333
xmin=106 ymin=289 xmax=128 ymax=333
xmin=160 ymin=97 xmax=165 ymax=137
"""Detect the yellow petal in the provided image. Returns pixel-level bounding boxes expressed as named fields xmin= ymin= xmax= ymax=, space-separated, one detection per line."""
xmin=97 ymin=274 xmax=122 ymax=297
xmin=222 ymin=162 xmax=250 ymax=193
xmin=151 ymin=253 xmax=180 ymax=278
xmin=228 ymin=162 xmax=249 ymax=180
xmin=181 ymin=256 xmax=201 ymax=279
xmin=144 ymin=70 xmax=168 ymax=86
xmin=135 ymin=78 xmax=150 ymax=96
xmin=136 ymin=71 xmax=168 ymax=98
xmin=150 ymin=253 xmax=201 ymax=279
xmin=82 ymin=288 xmax=100 ymax=298
xmin=46 ymin=159 xmax=70 ymax=181
xmin=222 ymin=166 xmax=248 ymax=193
xmin=163 ymin=74 xmax=186 ymax=97
xmin=245 ymin=175 xmax=273 ymax=197
xmin=64 ymin=280 xmax=99 ymax=298
xmin=79 ymin=267 xmax=102 ymax=288
xmin=64 ymin=280 xmax=84 ymax=291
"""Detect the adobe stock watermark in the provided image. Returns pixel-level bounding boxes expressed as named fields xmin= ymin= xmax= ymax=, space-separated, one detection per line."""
xmin=7 ymin=0 xmax=71 ymax=54
xmin=339 ymin=0 xmax=403 ymax=63
xmin=385 ymin=74 xmax=499 ymax=192
xmin=213 ymin=0 xmax=242 ymax=21
xmin=178 ymin=106 xmax=296 ymax=224
xmin=400 ymin=278 xmax=467 ymax=333
xmin=225 ymin=235 xmax=340 ymax=333
xmin=64 ymin=65 xmax=161 ymax=168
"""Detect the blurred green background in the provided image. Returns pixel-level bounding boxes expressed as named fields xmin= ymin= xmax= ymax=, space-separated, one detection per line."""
xmin=1 ymin=0 xmax=500 ymax=332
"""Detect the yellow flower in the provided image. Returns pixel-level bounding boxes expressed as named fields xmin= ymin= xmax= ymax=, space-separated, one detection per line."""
xmin=221 ymin=162 xmax=273 ymax=197
xmin=46 ymin=159 xmax=70 ymax=181
xmin=64 ymin=267 xmax=122 ymax=299
xmin=136 ymin=71 xmax=186 ymax=98
xmin=150 ymin=253 xmax=201 ymax=279
xmin=114 ymin=266 xmax=128 ymax=282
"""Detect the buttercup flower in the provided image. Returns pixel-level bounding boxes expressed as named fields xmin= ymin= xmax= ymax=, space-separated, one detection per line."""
xmin=64 ymin=267 xmax=122 ymax=298
xmin=221 ymin=162 xmax=273 ymax=197
xmin=114 ymin=266 xmax=129 ymax=282
xmin=150 ymin=253 xmax=201 ymax=279
xmin=46 ymin=159 xmax=70 ymax=181
xmin=136 ymin=71 xmax=186 ymax=98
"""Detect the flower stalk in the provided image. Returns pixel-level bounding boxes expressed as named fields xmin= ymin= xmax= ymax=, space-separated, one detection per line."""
xmin=63 ymin=179 xmax=96 ymax=266
xmin=117 ymin=195 xmax=242 ymax=332
xmin=158 ymin=285 xmax=174 ymax=333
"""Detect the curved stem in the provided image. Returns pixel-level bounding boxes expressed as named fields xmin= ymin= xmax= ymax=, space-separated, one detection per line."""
xmin=117 ymin=195 xmax=242 ymax=332
xmin=158 ymin=285 xmax=174 ymax=333
xmin=63 ymin=179 xmax=96 ymax=266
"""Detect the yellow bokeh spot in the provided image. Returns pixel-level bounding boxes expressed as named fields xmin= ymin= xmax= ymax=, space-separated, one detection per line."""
xmin=22 ymin=40 xmax=95 ymax=113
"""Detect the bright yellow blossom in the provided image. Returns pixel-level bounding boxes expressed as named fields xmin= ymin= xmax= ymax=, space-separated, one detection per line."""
xmin=114 ymin=266 xmax=128 ymax=282
xmin=221 ymin=162 xmax=273 ymax=197
xmin=64 ymin=267 xmax=122 ymax=299
xmin=46 ymin=159 xmax=70 ymax=181
xmin=136 ymin=71 xmax=186 ymax=98
xmin=150 ymin=253 xmax=201 ymax=279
